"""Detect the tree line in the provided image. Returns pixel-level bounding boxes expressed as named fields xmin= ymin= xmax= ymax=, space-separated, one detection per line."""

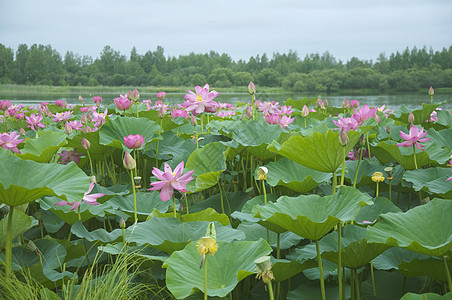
xmin=0 ymin=43 xmax=451 ymax=92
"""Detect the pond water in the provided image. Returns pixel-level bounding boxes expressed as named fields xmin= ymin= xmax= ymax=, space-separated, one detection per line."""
xmin=3 ymin=91 xmax=452 ymax=110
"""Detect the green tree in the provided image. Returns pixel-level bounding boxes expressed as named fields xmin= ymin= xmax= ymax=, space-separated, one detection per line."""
xmin=0 ymin=44 xmax=14 ymax=83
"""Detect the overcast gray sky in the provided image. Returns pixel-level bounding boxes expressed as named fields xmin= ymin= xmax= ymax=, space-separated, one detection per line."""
xmin=1 ymin=0 xmax=451 ymax=62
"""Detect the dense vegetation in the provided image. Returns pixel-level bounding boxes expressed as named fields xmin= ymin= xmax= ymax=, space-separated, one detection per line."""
xmin=0 ymin=43 xmax=452 ymax=92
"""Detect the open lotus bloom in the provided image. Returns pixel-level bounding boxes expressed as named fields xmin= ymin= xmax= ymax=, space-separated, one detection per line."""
xmin=396 ymin=125 xmax=431 ymax=151
xmin=55 ymin=181 xmax=105 ymax=211
xmin=148 ymin=161 xmax=194 ymax=201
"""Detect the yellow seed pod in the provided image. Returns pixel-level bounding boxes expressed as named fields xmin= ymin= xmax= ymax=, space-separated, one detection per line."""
xmin=196 ymin=236 xmax=218 ymax=256
xmin=371 ymin=172 xmax=385 ymax=182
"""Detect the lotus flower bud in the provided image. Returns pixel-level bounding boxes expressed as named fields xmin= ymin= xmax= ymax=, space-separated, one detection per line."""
xmin=123 ymin=151 xmax=136 ymax=170
xmin=90 ymin=175 xmax=96 ymax=183
xmin=257 ymin=166 xmax=268 ymax=180
xmin=342 ymin=98 xmax=350 ymax=109
xmin=245 ymin=106 xmax=252 ymax=120
xmin=428 ymin=86 xmax=434 ymax=96
xmin=248 ymin=81 xmax=256 ymax=95
xmin=339 ymin=127 xmax=349 ymax=146
xmin=128 ymin=88 xmax=140 ymax=101
xmin=81 ymin=113 xmax=87 ymax=124
xmin=190 ymin=114 xmax=197 ymax=126
xmin=4 ymin=110 xmax=10 ymax=118
xmin=81 ymin=138 xmax=90 ymax=150
xmin=64 ymin=122 xmax=73 ymax=134
xmin=119 ymin=217 xmax=126 ymax=229
xmin=350 ymin=99 xmax=359 ymax=108
xmin=78 ymin=96 xmax=84 ymax=103
xmin=20 ymin=127 xmax=26 ymax=136
xmin=158 ymin=106 xmax=166 ymax=118
xmin=316 ymin=98 xmax=325 ymax=110
xmin=408 ymin=112 xmax=415 ymax=124
xmin=324 ymin=98 xmax=328 ymax=107
xmin=156 ymin=91 xmax=166 ymax=99
xmin=302 ymin=105 xmax=310 ymax=118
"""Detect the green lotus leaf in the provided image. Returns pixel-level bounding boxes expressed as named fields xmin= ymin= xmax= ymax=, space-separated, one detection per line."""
xmin=263 ymin=157 xmax=332 ymax=193
xmin=271 ymin=258 xmax=317 ymax=282
xmin=99 ymin=116 xmax=161 ymax=151
xmin=181 ymin=208 xmax=229 ymax=226
xmin=287 ymin=280 xmax=351 ymax=300
xmin=190 ymin=191 xmax=250 ymax=216
xmin=99 ymin=243 xmax=169 ymax=263
xmin=426 ymin=128 xmax=452 ymax=150
xmin=343 ymin=159 xmax=385 ymax=187
xmin=163 ymin=239 xmax=272 ymax=299
xmin=268 ymin=121 xmax=376 ymax=173
xmin=71 ymin=220 xmax=122 ymax=243
xmin=367 ymin=198 xmax=452 ymax=257
xmin=398 ymin=256 xmax=452 ymax=283
xmin=125 ymin=218 xmax=245 ymax=254
xmin=136 ymin=109 xmax=183 ymax=133
xmin=0 ymin=149 xmax=89 ymax=206
xmin=355 ymin=197 xmax=402 ymax=224
xmin=237 ymin=223 xmax=303 ymax=249
xmin=372 ymin=247 xmax=429 ymax=271
xmin=401 ymin=293 xmax=452 ymax=300
xmin=66 ymin=131 xmax=113 ymax=161
xmin=292 ymin=225 xmax=390 ymax=269
xmin=285 ymin=97 xmax=317 ymax=110
xmin=41 ymin=210 xmax=65 ymax=233
xmin=0 ymin=209 xmax=33 ymax=251
xmin=253 ymin=186 xmax=371 ymax=240
xmin=403 ymin=167 xmax=452 ymax=198
xmin=185 ymin=142 xmax=227 ymax=192
xmin=437 ymin=110 xmax=452 ymax=127
xmin=394 ymin=102 xmax=442 ymax=126
xmin=17 ymin=131 xmax=67 ymax=163
xmin=373 ymin=140 xmax=448 ymax=170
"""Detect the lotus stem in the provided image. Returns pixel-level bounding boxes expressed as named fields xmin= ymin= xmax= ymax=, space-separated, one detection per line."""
xmin=366 ymin=133 xmax=371 ymax=162
xmin=5 ymin=206 xmax=14 ymax=279
xmin=304 ymin=117 xmax=307 ymax=128
xmin=172 ymin=194 xmax=177 ymax=219
xmin=376 ymin=182 xmax=379 ymax=198
xmin=133 ymin=149 xmax=138 ymax=177
xmin=353 ymin=148 xmax=363 ymax=188
xmin=251 ymin=94 xmax=256 ymax=121
xmin=389 ymin=181 xmax=392 ymax=201
xmin=444 ymin=255 xmax=452 ymax=292
xmin=185 ymin=195 xmax=189 ymax=215
xmin=218 ymin=182 xmax=224 ymax=214
xmin=412 ymin=145 xmax=418 ymax=170
xmin=262 ymin=180 xmax=267 ymax=205
xmin=338 ymin=222 xmax=343 ymax=300
xmin=354 ymin=268 xmax=360 ymax=300
xmin=267 ymin=280 xmax=275 ymax=300
xmin=332 ymin=170 xmax=337 ymax=195
xmin=201 ymin=116 xmax=204 ymax=134
xmin=370 ymin=261 xmax=376 ymax=296
xmin=277 ymin=233 xmax=281 ymax=259
xmin=315 ymin=239 xmax=326 ymax=300
xmin=340 ymin=147 xmax=346 ymax=186
xmin=87 ymin=150 xmax=94 ymax=177
xmin=203 ymin=254 xmax=208 ymax=300
xmin=241 ymin=157 xmax=247 ymax=192
xmin=130 ymin=170 xmax=137 ymax=223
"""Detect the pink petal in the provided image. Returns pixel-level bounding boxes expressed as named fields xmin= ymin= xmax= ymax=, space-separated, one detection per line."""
xmin=160 ymin=184 xmax=174 ymax=201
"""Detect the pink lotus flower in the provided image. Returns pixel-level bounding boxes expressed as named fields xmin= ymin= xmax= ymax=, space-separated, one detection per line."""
xmin=91 ymin=108 xmax=108 ymax=128
xmin=66 ymin=120 xmax=84 ymax=131
xmin=58 ymin=148 xmax=85 ymax=164
xmin=93 ymin=96 xmax=102 ymax=106
xmin=182 ymin=84 xmax=219 ymax=116
xmin=265 ymin=114 xmax=281 ymax=125
xmin=143 ymin=99 xmax=152 ymax=111
xmin=25 ymin=113 xmax=45 ymax=131
xmin=80 ymin=106 xmax=89 ymax=113
xmin=149 ymin=161 xmax=194 ymax=201
xmin=171 ymin=108 xmax=189 ymax=120
xmin=54 ymin=99 xmax=65 ymax=107
xmin=279 ymin=115 xmax=295 ymax=129
xmin=352 ymin=104 xmax=377 ymax=125
xmin=350 ymin=99 xmax=359 ymax=108
xmin=0 ymin=131 xmax=25 ymax=153
xmin=333 ymin=117 xmax=359 ymax=132
xmin=156 ymin=91 xmax=166 ymax=99
xmin=258 ymin=101 xmax=280 ymax=116
xmin=280 ymin=105 xmax=293 ymax=116
xmin=114 ymin=94 xmax=132 ymax=110
xmin=0 ymin=100 xmax=11 ymax=111
xmin=124 ymin=134 xmax=145 ymax=149
xmin=446 ymin=170 xmax=452 ymax=181
xmin=52 ymin=111 xmax=73 ymax=122
xmin=396 ymin=125 xmax=431 ymax=151
xmin=55 ymin=181 xmax=105 ymax=211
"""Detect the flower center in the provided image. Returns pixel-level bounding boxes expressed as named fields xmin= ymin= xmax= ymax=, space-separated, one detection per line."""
xmin=196 ymin=95 xmax=203 ymax=102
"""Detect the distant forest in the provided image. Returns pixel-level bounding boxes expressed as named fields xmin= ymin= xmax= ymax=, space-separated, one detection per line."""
xmin=0 ymin=43 xmax=451 ymax=92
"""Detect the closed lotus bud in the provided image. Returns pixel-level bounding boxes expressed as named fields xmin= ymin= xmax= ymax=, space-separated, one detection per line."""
xmin=81 ymin=138 xmax=90 ymax=150
xmin=248 ymin=81 xmax=256 ymax=95
xmin=428 ymin=86 xmax=434 ymax=96
xmin=324 ymin=98 xmax=328 ymax=107
xmin=245 ymin=106 xmax=252 ymax=120
xmin=408 ymin=112 xmax=415 ymax=123
xmin=350 ymin=99 xmax=359 ymax=108
xmin=342 ymin=98 xmax=350 ymax=109
xmin=302 ymin=105 xmax=310 ymax=118
xmin=339 ymin=127 xmax=349 ymax=146
xmin=316 ymin=98 xmax=325 ymax=109
xmin=64 ymin=122 xmax=73 ymax=134
xmin=81 ymin=113 xmax=87 ymax=124
xmin=20 ymin=127 xmax=26 ymax=136
xmin=123 ymin=151 xmax=136 ymax=170
xmin=119 ymin=217 xmax=126 ymax=229
xmin=190 ymin=114 xmax=197 ymax=126
xmin=78 ymin=96 xmax=83 ymax=103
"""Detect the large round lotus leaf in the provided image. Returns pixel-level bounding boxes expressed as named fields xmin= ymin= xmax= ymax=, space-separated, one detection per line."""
xmin=185 ymin=142 xmax=226 ymax=192
xmin=17 ymin=131 xmax=67 ymax=163
xmin=271 ymin=258 xmax=317 ymax=282
xmin=287 ymin=280 xmax=351 ymax=300
xmin=163 ymin=239 xmax=272 ymax=299
xmin=268 ymin=121 xmax=376 ymax=173
xmin=394 ymin=102 xmax=442 ymax=126
xmin=426 ymin=128 xmax=452 ymax=150
xmin=343 ymin=159 xmax=386 ymax=187
xmin=99 ymin=116 xmax=161 ymax=151
xmin=253 ymin=186 xmax=371 ymax=240
xmin=237 ymin=223 xmax=302 ymax=249
xmin=367 ymin=198 xmax=452 ymax=257
xmin=190 ymin=191 xmax=250 ymax=216
xmin=285 ymin=97 xmax=317 ymax=110
xmin=262 ymin=158 xmax=332 ymax=193
xmin=67 ymin=131 xmax=113 ymax=161
xmin=372 ymin=247 xmax=429 ymax=271
xmin=71 ymin=220 xmax=122 ymax=243
xmin=134 ymin=109 xmax=183 ymax=133
xmin=398 ymin=256 xmax=452 ymax=283
xmin=180 ymin=208 xmax=229 ymax=226
xmin=403 ymin=167 xmax=452 ymax=198
xmin=291 ymin=225 xmax=390 ymax=269
xmin=0 ymin=149 xmax=89 ymax=206
xmin=437 ymin=110 xmax=452 ymax=127
xmin=125 ymin=218 xmax=245 ymax=254
xmin=401 ymin=293 xmax=452 ymax=300
xmin=0 ymin=209 xmax=33 ymax=251
xmin=355 ymin=197 xmax=402 ymax=224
